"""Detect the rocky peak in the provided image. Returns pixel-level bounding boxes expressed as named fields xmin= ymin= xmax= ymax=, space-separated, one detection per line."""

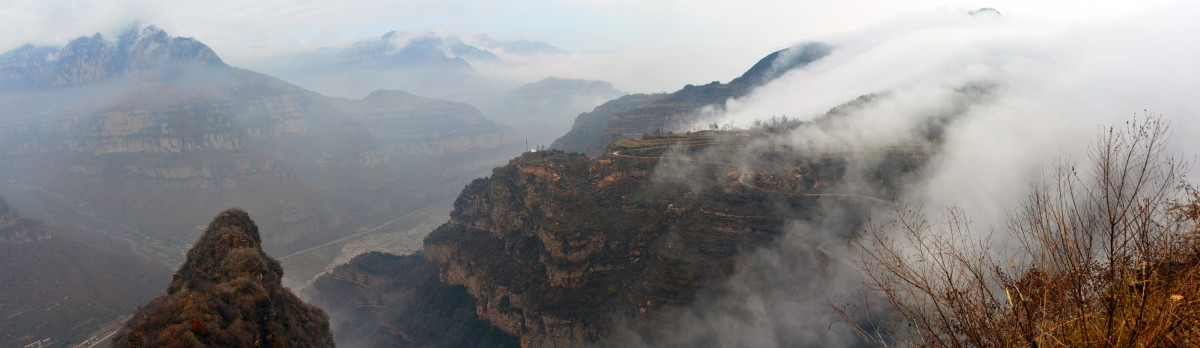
xmin=118 ymin=24 xmax=225 ymax=72
xmin=167 ymin=209 xmax=270 ymax=292
xmin=0 ymin=23 xmax=226 ymax=90
xmin=113 ymin=209 xmax=333 ymax=347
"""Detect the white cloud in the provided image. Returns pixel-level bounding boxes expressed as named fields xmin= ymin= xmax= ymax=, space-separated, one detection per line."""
xmin=637 ymin=3 xmax=1200 ymax=344
xmin=702 ymin=0 xmax=1200 ymax=234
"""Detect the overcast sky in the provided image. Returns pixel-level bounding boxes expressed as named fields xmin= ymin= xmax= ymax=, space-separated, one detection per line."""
xmin=0 ymin=0 xmax=1182 ymax=91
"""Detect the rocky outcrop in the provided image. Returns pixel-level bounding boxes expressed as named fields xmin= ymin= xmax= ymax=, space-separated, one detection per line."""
xmin=551 ymin=43 xmax=832 ymax=155
xmin=422 ymin=128 xmax=923 ymax=345
xmin=113 ymin=209 xmax=333 ymax=347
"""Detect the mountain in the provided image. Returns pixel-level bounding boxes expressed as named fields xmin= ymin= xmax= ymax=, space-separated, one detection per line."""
xmin=0 ymin=195 xmax=171 ymax=347
xmin=0 ymin=25 xmax=223 ymax=91
xmin=551 ymin=42 xmax=833 ymax=155
xmin=264 ymin=30 xmax=519 ymax=101
xmin=0 ymin=24 xmax=525 ymax=287
xmin=321 ymin=89 xmax=522 ymax=221
xmin=261 ymin=31 xmax=621 ymax=147
xmin=471 ymin=34 xmax=562 ymax=55
xmin=276 ymin=30 xmax=562 ymax=76
xmin=494 ymin=77 xmax=626 ymax=147
xmin=332 ymin=30 xmax=497 ymax=70
xmin=113 ymin=209 xmax=333 ymax=347
xmin=328 ymin=30 xmax=547 ymax=69
xmin=544 ymin=93 xmax=667 ymax=156
xmin=314 ymin=115 xmax=931 ymax=345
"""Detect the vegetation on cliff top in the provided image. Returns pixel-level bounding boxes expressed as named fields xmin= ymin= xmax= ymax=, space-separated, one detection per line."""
xmin=113 ymin=209 xmax=333 ymax=347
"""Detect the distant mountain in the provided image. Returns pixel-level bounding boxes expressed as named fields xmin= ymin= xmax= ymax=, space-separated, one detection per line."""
xmin=323 ymin=30 xmax=560 ymax=70
xmin=494 ymin=77 xmax=626 ymax=147
xmin=113 ymin=209 xmax=333 ymax=347
xmin=265 ymin=30 xmax=548 ymax=101
xmin=0 ymin=195 xmax=171 ymax=347
xmin=262 ymin=31 xmax=620 ymax=147
xmin=0 ymin=25 xmax=223 ymax=91
xmin=545 ymin=93 xmax=667 ymax=156
xmin=472 ymin=34 xmax=563 ymax=55
xmin=551 ymin=42 xmax=833 ymax=155
xmin=0 ymin=25 xmax=525 ymax=287
xmin=333 ymin=31 xmax=496 ymax=70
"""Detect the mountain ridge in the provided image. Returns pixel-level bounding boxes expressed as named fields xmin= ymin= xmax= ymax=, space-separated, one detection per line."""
xmin=550 ymin=42 xmax=832 ymax=155
xmin=0 ymin=24 xmax=224 ymax=91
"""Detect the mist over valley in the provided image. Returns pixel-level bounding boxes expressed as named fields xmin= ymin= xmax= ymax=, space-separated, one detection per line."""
xmin=2 ymin=1 xmax=1200 ymax=347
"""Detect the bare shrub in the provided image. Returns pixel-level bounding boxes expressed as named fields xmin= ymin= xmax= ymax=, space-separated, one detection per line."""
xmin=846 ymin=116 xmax=1200 ymax=346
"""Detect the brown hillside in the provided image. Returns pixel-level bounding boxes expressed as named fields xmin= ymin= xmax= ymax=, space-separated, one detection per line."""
xmin=113 ymin=209 xmax=333 ymax=347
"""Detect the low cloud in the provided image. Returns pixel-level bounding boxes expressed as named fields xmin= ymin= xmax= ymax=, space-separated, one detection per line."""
xmin=717 ymin=2 xmax=1200 ymax=225
xmin=642 ymin=3 xmax=1200 ymax=345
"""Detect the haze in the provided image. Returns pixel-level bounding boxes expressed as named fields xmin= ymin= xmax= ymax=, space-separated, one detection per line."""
xmin=3 ymin=0 xmax=1199 ymax=346
xmin=0 ymin=0 xmax=1178 ymax=92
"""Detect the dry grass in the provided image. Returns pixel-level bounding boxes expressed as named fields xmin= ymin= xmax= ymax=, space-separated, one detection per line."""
xmin=842 ymin=117 xmax=1200 ymax=347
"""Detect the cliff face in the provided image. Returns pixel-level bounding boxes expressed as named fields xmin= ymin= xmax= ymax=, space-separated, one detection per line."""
xmin=308 ymin=252 xmax=518 ymax=347
xmin=420 ymin=129 xmax=923 ymax=345
xmin=551 ymin=43 xmax=831 ymax=155
xmin=113 ymin=209 xmax=333 ymax=347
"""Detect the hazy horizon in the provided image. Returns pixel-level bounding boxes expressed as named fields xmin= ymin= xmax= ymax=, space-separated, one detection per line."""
xmin=0 ymin=1 xmax=1180 ymax=93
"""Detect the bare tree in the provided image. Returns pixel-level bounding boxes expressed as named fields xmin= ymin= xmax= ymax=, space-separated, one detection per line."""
xmin=844 ymin=116 xmax=1200 ymax=347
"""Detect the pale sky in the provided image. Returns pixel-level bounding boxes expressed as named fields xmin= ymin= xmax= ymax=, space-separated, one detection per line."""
xmin=0 ymin=0 xmax=1181 ymax=92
